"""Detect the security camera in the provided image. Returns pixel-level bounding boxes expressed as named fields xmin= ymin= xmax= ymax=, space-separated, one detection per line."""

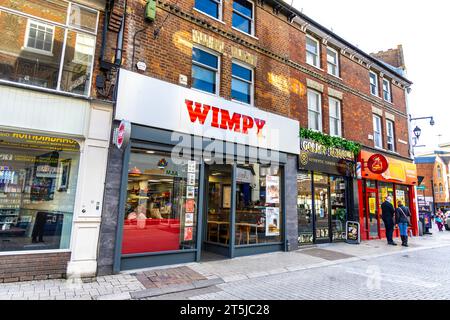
xmin=430 ymin=118 xmax=435 ymax=126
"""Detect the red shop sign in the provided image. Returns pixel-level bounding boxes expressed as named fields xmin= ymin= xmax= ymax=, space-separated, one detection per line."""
xmin=367 ymin=154 xmax=389 ymax=174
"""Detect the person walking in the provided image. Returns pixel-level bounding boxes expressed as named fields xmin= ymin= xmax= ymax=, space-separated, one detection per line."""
xmin=435 ymin=212 xmax=444 ymax=232
xmin=395 ymin=200 xmax=412 ymax=247
xmin=381 ymin=196 xmax=397 ymax=246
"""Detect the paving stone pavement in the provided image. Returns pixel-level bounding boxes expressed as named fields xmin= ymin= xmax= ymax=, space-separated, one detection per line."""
xmin=0 ymin=231 xmax=449 ymax=300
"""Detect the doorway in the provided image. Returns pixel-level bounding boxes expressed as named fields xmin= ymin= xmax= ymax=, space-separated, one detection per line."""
xmin=201 ymin=164 xmax=232 ymax=259
xmin=365 ymin=188 xmax=380 ymax=239
xmin=313 ymin=173 xmax=330 ymax=243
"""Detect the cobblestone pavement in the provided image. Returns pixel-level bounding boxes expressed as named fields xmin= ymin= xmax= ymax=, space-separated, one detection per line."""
xmin=0 ymin=230 xmax=449 ymax=300
xmin=184 ymin=246 xmax=450 ymax=300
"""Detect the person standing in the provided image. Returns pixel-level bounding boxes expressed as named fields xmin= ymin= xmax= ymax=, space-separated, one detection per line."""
xmin=381 ymin=196 xmax=397 ymax=246
xmin=395 ymin=200 xmax=412 ymax=247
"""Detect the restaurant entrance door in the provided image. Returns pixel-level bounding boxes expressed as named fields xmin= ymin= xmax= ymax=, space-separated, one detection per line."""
xmin=202 ymin=164 xmax=232 ymax=258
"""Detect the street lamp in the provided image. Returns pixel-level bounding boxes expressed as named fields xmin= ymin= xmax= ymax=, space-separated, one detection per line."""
xmin=409 ymin=115 xmax=434 ymax=149
xmin=413 ymin=126 xmax=422 ymax=140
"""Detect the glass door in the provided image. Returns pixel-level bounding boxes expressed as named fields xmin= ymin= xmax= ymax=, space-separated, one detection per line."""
xmin=314 ymin=173 xmax=330 ymax=243
xmin=366 ymin=188 xmax=380 ymax=239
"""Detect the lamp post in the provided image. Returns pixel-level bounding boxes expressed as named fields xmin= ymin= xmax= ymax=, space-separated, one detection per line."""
xmin=409 ymin=115 xmax=435 ymax=148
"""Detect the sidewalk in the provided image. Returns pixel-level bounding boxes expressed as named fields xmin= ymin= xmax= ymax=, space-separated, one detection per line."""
xmin=1 ymin=231 xmax=449 ymax=300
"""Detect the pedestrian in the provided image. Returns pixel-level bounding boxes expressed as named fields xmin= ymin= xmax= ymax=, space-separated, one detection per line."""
xmin=381 ymin=196 xmax=397 ymax=246
xmin=395 ymin=200 xmax=412 ymax=247
xmin=435 ymin=212 xmax=444 ymax=232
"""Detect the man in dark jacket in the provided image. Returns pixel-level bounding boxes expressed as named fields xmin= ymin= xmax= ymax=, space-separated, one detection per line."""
xmin=381 ymin=196 xmax=397 ymax=245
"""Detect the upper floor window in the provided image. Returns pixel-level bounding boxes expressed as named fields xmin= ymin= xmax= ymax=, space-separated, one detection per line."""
xmin=370 ymin=72 xmax=378 ymax=96
xmin=232 ymin=0 xmax=254 ymax=35
xmin=439 ymin=183 xmax=444 ymax=194
xmin=306 ymin=35 xmax=320 ymax=68
xmin=382 ymin=78 xmax=392 ymax=102
xmin=386 ymin=120 xmax=395 ymax=152
xmin=437 ymin=165 xmax=442 ymax=179
xmin=327 ymin=47 xmax=339 ymax=77
xmin=308 ymin=89 xmax=322 ymax=132
xmin=373 ymin=115 xmax=383 ymax=148
xmin=194 ymin=0 xmax=222 ymax=20
xmin=25 ymin=20 xmax=54 ymax=53
xmin=329 ymin=97 xmax=342 ymax=137
xmin=192 ymin=47 xmax=219 ymax=94
xmin=0 ymin=1 xmax=99 ymax=96
xmin=231 ymin=62 xmax=253 ymax=105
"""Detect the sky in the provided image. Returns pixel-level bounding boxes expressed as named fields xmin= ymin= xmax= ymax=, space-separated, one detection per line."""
xmin=286 ymin=0 xmax=450 ymax=155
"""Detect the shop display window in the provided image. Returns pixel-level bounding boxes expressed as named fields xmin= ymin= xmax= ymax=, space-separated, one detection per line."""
xmin=0 ymin=131 xmax=80 ymax=252
xmin=378 ymin=182 xmax=394 ymax=230
xmin=234 ymin=164 xmax=282 ymax=246
xmin=297 ymin=172 xmax=313 ymax=244
xmin=122 ymin=150 xmax=199 ymax=254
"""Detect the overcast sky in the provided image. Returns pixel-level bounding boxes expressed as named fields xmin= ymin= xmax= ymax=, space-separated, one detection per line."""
xmin=287 ymin=0 xmax=450 ymax=154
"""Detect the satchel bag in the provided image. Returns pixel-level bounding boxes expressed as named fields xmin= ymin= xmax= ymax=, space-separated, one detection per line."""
xmin=398 ymin=207 xmax=411 ymax=227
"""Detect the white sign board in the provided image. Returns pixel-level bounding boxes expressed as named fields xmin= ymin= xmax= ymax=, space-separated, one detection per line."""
xmin=115 ymin=69 xmax=300 ymax=154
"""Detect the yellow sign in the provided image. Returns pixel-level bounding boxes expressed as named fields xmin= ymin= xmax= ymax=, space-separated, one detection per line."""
xmin=192 ymin=30 xmax=224 ymax=53
xmin=0 ymin=131 xmax=79 ymax=152
xmin=369 ymin=197 xmax=376 ymax=214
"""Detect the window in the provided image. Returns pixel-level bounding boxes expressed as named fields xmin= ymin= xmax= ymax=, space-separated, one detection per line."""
xmin=373 ymin=115 xmax=383 ymax=148
xmin=306 ymin=35 xmax=320 ymax=68
xmin=383 ymin=78 xmax=392 ymax=102
xmin=231 ymin=62 xmax=253 ymax=104
xmin=437 ymin=166 xmax=442 ymax=178
xmin=122 ymin=150 xmax=200 ymax=254
xmin=194 ymin=0 xmax=222 ymax=19
xmin=191 ymin=47 xmax=219 ymax=94
xmin=370 ymin=72 xmax=378 ymax=96
xmin=0 ymin=130 xmax=80 ymax=253
xmin=439 ymin=184 xmax=444 ymax=194
xmin=327 ymin=47 xmax=339 ymax=77
xmin=329 ymin=97 xmax=342 ymax=137
xmin=25 ymin=20 xmax=54 ymax=53
xmin=308 ymin=89 xmax=322 ymax=131
xmin=386 ymin=120 xmax=395 ymax=152
xmin=232 ymin=0 xmax=254 ymax=35
xmin=0 ymin=1 xmax=99 ymax=95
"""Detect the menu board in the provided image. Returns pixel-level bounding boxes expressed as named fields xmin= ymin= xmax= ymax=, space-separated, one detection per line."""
xmin=265 ymin=207 xmax=280 ymax=236
xmin=346 ymin=221 xmax=360 ymax=244
xmin=266 ymin=176 xmax=280 ymax=204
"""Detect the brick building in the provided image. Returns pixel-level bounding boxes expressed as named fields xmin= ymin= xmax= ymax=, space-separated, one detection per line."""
xmin=0 ymin=0 xmax=113 ymax=282
xmin=95 ymin=0 xmax=416 ymax=275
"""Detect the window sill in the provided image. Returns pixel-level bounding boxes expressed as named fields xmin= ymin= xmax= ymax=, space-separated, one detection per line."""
xmin=190 ymin=86 xmax=220 ymax=98
xmin=328 ymin=73 xmax=343 ymax=81
xmin=231 ymin=26 xmax=259 ymax=41
xmin=306 ymin=63 xmax=324 ymax=72
xmin=193 ymin=8 xmax=226 ymax=25
xmin=231 ymin=98 xmax=254 ymax=108
xmin=22 ymin=46 xmax=54 ymax=57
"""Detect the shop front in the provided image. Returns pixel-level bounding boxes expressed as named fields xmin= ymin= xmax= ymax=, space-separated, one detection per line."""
xmin=105 ymin=69 xmax=299 ymax=272
xmin=297 ymin=139 xmax=356 ymax=245
xmin=357 ymin=150 xmax=418 ymax=241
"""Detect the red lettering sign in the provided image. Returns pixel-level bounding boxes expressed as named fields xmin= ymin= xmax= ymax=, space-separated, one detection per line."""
xmin=367 ymin=154 xmax=389 ymax=174
xmin=185 ymin=99 xmax=266 ymax=135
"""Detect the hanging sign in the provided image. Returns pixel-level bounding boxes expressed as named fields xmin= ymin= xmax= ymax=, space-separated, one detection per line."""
xmin=113 ymin=120 xmax=131 ymax=150
xmin=346 ymin=221 xmax=361 ymax=244
xmin=367 ymin=154 xmax=389 ymax=174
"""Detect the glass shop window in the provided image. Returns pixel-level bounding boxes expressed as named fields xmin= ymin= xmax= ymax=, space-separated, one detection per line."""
xmin=297 ymin=172 xmax=313 ymax=245
xmin=234 ymin=164 xmax=282 ymax=246
xmin=122 ymin=150 xmax=200 ymax=254
xmin=0 ymin=131 xmax=80 ymax=252
xmin=330 ymin=176 xmax=347 ymax=241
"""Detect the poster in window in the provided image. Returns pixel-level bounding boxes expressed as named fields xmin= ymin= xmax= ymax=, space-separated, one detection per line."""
xmin=185 ymin=199 xmax=195 ymax=213
xmin=187 ymin=160 xmax=196 ymax=173
xmin=31 ymin=151 xmax=59 ymax=201
xmin=396 ymin=190 xmax=406 ymax=205
xmin=58 ymin=159 xmax=71 ymax=192
xmin=222 ymin=185 xmax=231 ymax=208
xmin=186 ymin=186 xmax=195 ymax=199
xmin=185 ymin=212 xmax=194 ymax=227
xmin=266 ymin=175 xmax=280 ymax=204
xmin=265 ymin=207 xmax=280 ymax=236
xmin=369 ymin=197 xmax=376 ymax=214
xmin=187 ymin=173 xmax=196 ymax=186
xmin=184 ymin=227 xmax=193 ymax=241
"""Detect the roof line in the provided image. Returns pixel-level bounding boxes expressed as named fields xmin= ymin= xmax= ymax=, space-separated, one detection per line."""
xmin=270 ymin=0 xmax=413 ymax=85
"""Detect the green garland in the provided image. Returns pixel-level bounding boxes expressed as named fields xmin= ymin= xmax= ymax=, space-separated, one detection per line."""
xmin=300 ymin=128 xmax=361 ymax=156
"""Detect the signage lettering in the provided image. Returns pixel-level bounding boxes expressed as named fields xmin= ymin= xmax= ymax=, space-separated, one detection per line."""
xmin=185 ymin=99 xmax=266 ymax=135
xmin=367 ymin=154 xmax=389 ymax=174
xmin=300 ymin=140 xmax=354 ymax=161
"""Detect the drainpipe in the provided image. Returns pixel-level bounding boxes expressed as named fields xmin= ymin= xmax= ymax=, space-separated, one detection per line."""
xmin=100 ymin=0 xmax=113 ymax=63
xmin=115 ymin=0 xmax=128 ymax=66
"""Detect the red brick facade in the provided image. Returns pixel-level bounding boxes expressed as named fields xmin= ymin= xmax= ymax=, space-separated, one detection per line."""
xmin=98 ymin=0 xmax=413 ymax=158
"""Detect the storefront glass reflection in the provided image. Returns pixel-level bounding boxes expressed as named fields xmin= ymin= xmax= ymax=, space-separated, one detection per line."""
xmin=123 ymin=150 xmax=199 ymax=254
xmin=330 ymin=176 xmax=346 ymax=241
xmin=297 ymin=172 xmax=313 ymax=244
